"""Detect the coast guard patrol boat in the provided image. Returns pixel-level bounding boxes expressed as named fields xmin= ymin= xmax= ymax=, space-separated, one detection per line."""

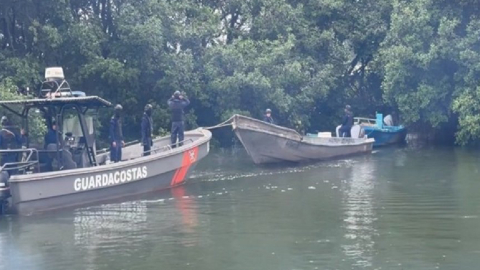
xmin=0 ymin=67 xmax=211 ymax=215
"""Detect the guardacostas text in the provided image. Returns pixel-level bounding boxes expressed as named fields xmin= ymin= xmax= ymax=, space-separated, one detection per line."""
xmin=74 ymin=166 xmax=148 ymax=191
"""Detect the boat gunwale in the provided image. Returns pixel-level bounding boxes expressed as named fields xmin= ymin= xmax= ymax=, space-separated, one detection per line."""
xmin=232 ymin=114 xmax=303 ymax=137
xmin=8 ymin=128 xmax=212 ymax=183
xmin=362 ymin=125 xmax=407 ymax=134
xmin=354 ymin=117 xmax=407 ymax=133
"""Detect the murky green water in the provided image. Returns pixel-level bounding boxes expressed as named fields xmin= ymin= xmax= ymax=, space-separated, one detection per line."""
xmin=1 ymin=146 xmax=480 ymax=270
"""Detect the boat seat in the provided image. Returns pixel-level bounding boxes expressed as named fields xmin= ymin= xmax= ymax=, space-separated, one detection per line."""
xmin=61 ymin=149 xmax=77 ymax=170
xmin=350 ymin=125 xmax=364 ymax=138
xmin=335 ymin=125 xmax=364 ymax=138
xmin=46 ymin=144 xmax=77 ymax=170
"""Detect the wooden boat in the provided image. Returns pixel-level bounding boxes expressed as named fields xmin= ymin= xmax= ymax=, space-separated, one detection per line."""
xmin=231 ymin=115 xmax=374 ymax=164
xmin=0 ymin=67 xmax=211 ymax=215
xmin=354 ymin=113 xmax=407 ymax=146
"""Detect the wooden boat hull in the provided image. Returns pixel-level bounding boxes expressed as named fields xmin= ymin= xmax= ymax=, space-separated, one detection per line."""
xmin=232 ymin=115 xmax=374 ymax=164
xmin=6 ymin=129 xmax=211 ymax=215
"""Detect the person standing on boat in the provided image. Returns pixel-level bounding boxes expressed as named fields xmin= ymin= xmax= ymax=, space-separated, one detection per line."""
xmin=141 ymin=104 xmax=154 ymax=156
xmin=44 ymin=121 xmax=57 ymax=149
xmin=109 ymin=104 xmax=125 ymax=162
xmin=43 ymin=120 xmax=58 ymax=171
xmin=339 ymin=105 xmax=354 ymax=137
xmin=168 ymin=91 xmax=190 ymax=148
xmin=263 ymin=109 xmax=274 ymax=124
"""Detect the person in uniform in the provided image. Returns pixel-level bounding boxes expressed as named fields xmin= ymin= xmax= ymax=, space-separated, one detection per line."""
xmin=339 ymin=105 xmax=354 ymax=137
xmin=109 ymin=104 xmax=125 ymax=162
xmin=141 ymin=104 xmax=153 ymax=156
xmin=43 ymin=120 xmax=58 ymax=171
xmin=263 ymin=109 xmax=274 ymax=124
xmin=44 ymin=121 xmax=57 ymax=149
xmin=168 ymin=91 xmax=190 ymax=147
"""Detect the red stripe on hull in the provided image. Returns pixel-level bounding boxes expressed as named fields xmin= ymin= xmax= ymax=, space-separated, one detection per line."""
xmin=171 ymin=147 xmax=199 ymax=186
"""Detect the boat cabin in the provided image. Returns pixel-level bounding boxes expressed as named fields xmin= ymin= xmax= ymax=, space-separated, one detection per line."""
xmin=0 ymin=68 xmax=111 ymax=176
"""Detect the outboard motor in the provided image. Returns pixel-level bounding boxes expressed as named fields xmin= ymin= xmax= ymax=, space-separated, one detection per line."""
xmin=0 ymin=171 xmax=11 ymax=215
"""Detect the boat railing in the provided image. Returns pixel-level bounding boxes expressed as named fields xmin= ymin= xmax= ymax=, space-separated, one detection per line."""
xmin=144 ymin=145 xmax=171 ymax=155
xmin=233 ymin=115 xmax=303 ymax=140
xmin=354 ymin=117 xmax=377 ymax=126
xmin=96 ymin=140 xmax=140 ymax=155
xmin=125 ymin=140 xmax=139 ymax=147
xmin=143 ymin=138 xmax=195 ymax=155
xmin=0 ymin=148 xmax=40 ymax=174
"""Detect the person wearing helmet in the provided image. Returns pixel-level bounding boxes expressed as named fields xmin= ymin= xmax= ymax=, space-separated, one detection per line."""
xmin=109 ymin=104 xmax=125 ymax=162
xmin=339 ymin=105 xmax=354 ymax=137
xmin=168 ymin=91 xmax=190 ymax=147
xmin=263 ymin=109 xmax=274 ymax=124
xmin=141 ymin=104 xmax=154 ymax=156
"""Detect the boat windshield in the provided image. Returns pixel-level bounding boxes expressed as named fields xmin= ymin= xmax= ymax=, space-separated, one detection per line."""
xmin=62 ymin=110 xmax=94 ymax=138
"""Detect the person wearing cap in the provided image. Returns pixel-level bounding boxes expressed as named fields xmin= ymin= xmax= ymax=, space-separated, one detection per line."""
xmin=339 ymin=105 xmax=354 ymax=137
xmin=168 ymin=91 xmax=190 ymax=147
xmin=141 ymin=104 xmax=154 ymax=156
xmin=263 ymin=109 xmax=274 ymax=124
xmin=109 ymin=104 xmax=125 ymax=162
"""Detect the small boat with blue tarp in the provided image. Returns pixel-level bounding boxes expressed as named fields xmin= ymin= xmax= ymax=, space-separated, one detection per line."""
xmin=354 ymin=113 xmax=407 ymax=147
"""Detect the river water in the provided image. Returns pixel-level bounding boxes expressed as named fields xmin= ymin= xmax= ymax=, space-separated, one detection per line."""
xmin=1 ymin=146 xmax=480 ymax=270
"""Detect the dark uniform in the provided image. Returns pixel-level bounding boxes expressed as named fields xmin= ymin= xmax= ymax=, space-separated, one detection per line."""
xmin=168 ymin=92 xmax=190 ymax=147
xmin=263 ymin=109 xmax=274 ymax=124
xmin=44 ymin=127 xmax=57 ymax=149
xmin=109 ymin=105 xmax=124 ymax=162
xmin=339 ymin=105 xmax=354 ymax=137
xmin=263 ymin=115 xmax=274 ymax=124
xmin=43 ymin=123 xmax=57 ymax=172
xmin=141 ymin=104 xmax=153 ymax=156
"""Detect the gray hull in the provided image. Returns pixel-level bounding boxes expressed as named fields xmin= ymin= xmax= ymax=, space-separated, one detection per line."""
xmin=7 ymin=129 xmax=211 ymax=215
xmin=232 ymin=115 xmax=374 ymax=164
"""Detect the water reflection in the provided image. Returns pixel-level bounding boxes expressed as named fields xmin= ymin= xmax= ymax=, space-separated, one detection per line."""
xmin=171 ymin=187 xmax=200 ymax=246
xmin=72 ymin=185 xmax=201 ymax=247
xmin=73 ymin=201 xmax=148 ymax=246
xmin=341 ymin=157 xmax=377 ymax=268
xmin=0 ymin=185 xmax=202 ymax=270
xmin=2 ymin=147 xmax=480 ymax=270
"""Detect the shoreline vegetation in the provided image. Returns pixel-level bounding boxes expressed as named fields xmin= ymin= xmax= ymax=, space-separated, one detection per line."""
xmin=1 ymin=0 xmax=479 ymax=147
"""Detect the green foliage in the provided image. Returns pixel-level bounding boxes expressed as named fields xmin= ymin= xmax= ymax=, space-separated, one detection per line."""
xmin=2 ymin=0 xmax=480 ymax=145
xmin=0 ymin=79 xmax=46 ymax=145
xmin=452 ymin=18 xmax=480 ymax=145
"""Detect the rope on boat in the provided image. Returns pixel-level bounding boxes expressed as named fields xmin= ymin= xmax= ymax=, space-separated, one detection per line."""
xmin=202 ymin=115 xmax=235 ymax=130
